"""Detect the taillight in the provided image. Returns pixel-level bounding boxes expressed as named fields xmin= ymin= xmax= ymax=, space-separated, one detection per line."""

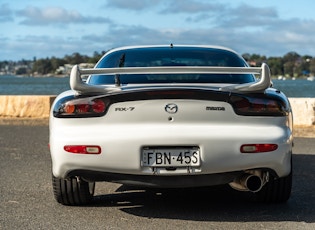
xmin=230 ymin=95 xmax=287 ymax=116
xmin=64 ymin=145 xmax=101 ymax=154
xmin=54 ymin=96 xmax=109 ymax=118
xmin=92 ymin=99 xmax=106 ymax=113
xmin=251 ymin=98 xmax=266 ymax=112
xmin=240 ymin=144 xmax=278 ymax=153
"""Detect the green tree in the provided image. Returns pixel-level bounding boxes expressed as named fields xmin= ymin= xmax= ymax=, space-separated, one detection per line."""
xmin=50 ymin=57 xmax=66 ymax=71
xmin=32 ymin=58 xmax=53 ymax=74
xmin=267 ymin=57 xmax=284 ymax=76
xmin=309 ymin=58 xmax=315 ymax=75
xmin=299 ymin=55 xmax=312 ymax=76
xmin=15 ymin=67 xmax=28 ymax=75
xmin=64 ymin=52 xmax=90 ymax=64
xmin=282 ymin=52 xmax=301 ymax=77
xmin=87 ymin=51 xmax=105 ymax=63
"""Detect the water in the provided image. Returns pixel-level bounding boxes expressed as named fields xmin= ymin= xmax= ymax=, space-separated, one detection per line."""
xmin=0 ymin=75 xmax=314 ymax=97
xmin=272 ymin=79 xmax=315 ymax=97
xmin=0 ymin=75 xmax=70 ymax=95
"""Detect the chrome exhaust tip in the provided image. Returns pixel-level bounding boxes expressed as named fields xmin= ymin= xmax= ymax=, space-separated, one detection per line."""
xmin=242 ymin=174 xmax=263 ymax=192
xmin=229 ymin=172 xmax=266 ymax=193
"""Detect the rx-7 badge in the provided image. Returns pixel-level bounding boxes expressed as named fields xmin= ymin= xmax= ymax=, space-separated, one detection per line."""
xmin=165 ymin=103 xmax=178 ymax=114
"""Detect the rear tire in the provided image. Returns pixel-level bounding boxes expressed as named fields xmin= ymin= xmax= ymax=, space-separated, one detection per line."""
xmin=254 ymin=171 xmax=292 ymax=203
xmin=52 ymin=175 xmax=95 ymax=206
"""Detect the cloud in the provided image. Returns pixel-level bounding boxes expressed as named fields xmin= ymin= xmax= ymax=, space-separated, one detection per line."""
xmin=82 ymin=25 xmax=171 ymax=48
xmin=161 ymin=0 xmax=225 ymax=14
xmin=216 ymin=3 xmax=279 ymax=29
xmin=163 ymin=2 xmax=279 ymax=29
xmin=1 ymin=34 xmax=98 ymax=60
xmin=6 ymin=15 xmax=315 ymax=61
xmin=106 ymin=0 xmax=224 ymax=14
xmin=2 ymin=0 xmax=315 ymax=61
xmin=105 ymin=0 xmax=164 ymax=11
xmin=17 ymin=6 xmax=112 ymax=25
xmin=96 ymin=20 xmax=315 ymax=56
xmin=81 ymin=25 xmax=242 ymax=52
xmin=0 ymin=4 xmax=14 ymax=22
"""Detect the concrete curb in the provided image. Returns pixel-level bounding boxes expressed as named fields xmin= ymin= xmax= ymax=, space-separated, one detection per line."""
xmin=289 ymin=98 xmax=315 ymax=126
xmin=0 ymin=95 xmax=56 ymax=118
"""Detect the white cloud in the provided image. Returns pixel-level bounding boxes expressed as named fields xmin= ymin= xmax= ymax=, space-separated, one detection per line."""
xmin=105 ymin=0 xmax=164 ymax=11
xmin=17 ymin=6 xmax=112 ymax=25
xmin=1 ymin=0 xmax=315 ymax=60
xmin=161 ymin=0 xmax=225 ymax=14
xmin=215 ymin=3 xmax=279 ymax=29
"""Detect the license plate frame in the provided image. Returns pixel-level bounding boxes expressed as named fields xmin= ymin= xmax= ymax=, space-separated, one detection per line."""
xmin=141 ymin=147 xmax=200 ymax=167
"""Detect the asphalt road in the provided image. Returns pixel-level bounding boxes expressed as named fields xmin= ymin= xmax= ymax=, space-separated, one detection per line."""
xmin=0 ymin=124 xmax=315 ymax=230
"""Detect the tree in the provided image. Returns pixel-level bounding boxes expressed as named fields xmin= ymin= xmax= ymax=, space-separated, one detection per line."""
xmin=50 ymin=57 xmax=66 ymax=71
xmin=87 ymin=51 xmax=104 ymax=63
xmin=32 ymin=58 xmax=53 ymax=74
xmin=298 ymin=55 xmax=312 ymax=76
xmin=267 ymin=57 xmax=284 ymax=76
xmin=283 ymin=52 xmax=301 ymax=77
xmin=15 ymin=67 xmax=28 ymax=75
xmin=309 ymin=58 xmax=315 ymax=75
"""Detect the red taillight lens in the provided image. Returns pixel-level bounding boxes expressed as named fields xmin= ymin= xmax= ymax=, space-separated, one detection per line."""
xmin=55 ymin=97 xmax=109 ymax=117
xmin=266 ymin=100 xmax=280 ymax=112
xmin=251 ymin=98 xmax=266 ymax=112
xmin=233 ymin=97 xmax=250 ymax=112
xmin=64 ymin=145 xmax=101 ymax=154
xmin=230 ymin=96 xmax=286 ymax=116
xmin=92 ymin=99 xmax=106 ymax=113
xmin=77 ymin=104 xmax=90 ymax=113
xmin=240 ymin=144 xmax=278 ymax=153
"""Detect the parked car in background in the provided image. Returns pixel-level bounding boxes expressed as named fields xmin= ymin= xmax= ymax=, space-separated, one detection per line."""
xmin=49 ymin=45 xmax=293 ymax=205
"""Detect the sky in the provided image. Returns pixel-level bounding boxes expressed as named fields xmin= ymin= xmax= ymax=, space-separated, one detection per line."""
xmin=1 ymin=0 xmax=315 ymax=61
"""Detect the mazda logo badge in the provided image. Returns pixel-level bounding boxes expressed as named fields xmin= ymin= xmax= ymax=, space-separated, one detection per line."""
xmin=165 ymin=103 xmax=178 ymax=114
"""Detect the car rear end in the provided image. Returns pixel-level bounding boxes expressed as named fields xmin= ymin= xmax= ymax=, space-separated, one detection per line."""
xmin=50 ymin=87 xmax=293 ymax=186
xmin=49 ymin=45 xmax=293 ymax=205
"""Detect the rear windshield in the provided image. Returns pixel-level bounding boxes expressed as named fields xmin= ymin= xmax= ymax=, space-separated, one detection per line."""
xmin=88 ymin=47 xmax=255 ymax=85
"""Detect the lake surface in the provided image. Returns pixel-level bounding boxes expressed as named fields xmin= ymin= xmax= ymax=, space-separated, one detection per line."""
xmin=0 ymin=75 xmax=314 ymax=97
xmin=0 ymin=75 xmax=70 ymax=95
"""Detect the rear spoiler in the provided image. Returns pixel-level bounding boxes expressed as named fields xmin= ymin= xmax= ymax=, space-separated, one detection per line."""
xmin=70 ymin=63 xmax=271 ymax=94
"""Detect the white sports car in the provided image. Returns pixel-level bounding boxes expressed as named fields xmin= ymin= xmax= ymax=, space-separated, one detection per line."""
xmin=49 ymin=45 xmax=293 ymax=205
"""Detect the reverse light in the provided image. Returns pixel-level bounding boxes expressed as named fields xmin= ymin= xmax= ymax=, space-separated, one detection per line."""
xmin=64 ymin=145 xmax=101 ymax=154
xmin=240 ymin=144 xmax=278 ymax=153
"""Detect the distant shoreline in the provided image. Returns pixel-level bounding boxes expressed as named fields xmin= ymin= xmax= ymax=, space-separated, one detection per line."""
xmin=0 ymin=73 xmax=69 ymax=78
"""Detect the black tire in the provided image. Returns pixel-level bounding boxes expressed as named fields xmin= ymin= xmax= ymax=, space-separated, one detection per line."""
xmin=254 ymin=171 xmax=292 ymax=203
xmin=52 ymin=175 xmax=95 ymax=206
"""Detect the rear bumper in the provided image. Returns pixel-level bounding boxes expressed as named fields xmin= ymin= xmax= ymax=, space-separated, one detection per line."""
xmin=69 ymin=169 xmax=242 ymax=188
xmin=67 ymin=169 xmax=279 ymax=188
xmin=50 ymin=118 xmax=293 ymax=184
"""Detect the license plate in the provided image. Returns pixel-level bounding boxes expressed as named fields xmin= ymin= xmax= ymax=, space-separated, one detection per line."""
xmin=141 ymin=148 xmax=200 ymax=167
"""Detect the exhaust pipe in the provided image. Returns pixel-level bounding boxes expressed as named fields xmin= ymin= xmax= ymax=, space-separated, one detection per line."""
xmin=241 ymin=173 xmax=263 ymax=192
xmin=230 ymin=172 xmax=266 ymax=193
